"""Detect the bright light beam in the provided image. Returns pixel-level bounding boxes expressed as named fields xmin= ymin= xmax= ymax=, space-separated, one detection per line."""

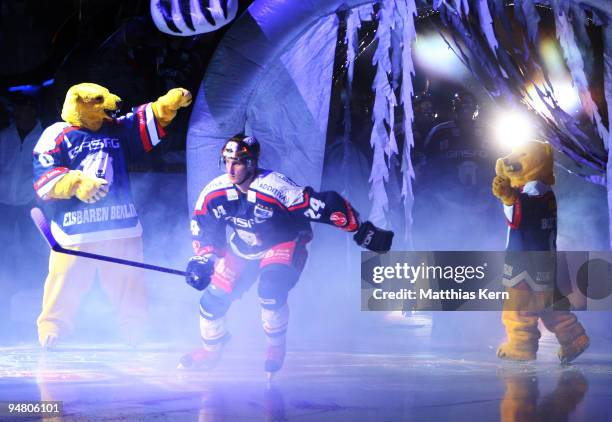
xmin=493 ymin=110 xmax=535 ymax=149
xmin=413 ymin=32 xmax=467 ymax=81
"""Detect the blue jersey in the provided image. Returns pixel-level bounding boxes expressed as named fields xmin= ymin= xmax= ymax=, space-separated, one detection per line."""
xmin=502 ymin=181 xmax=557 ymax=291
xmin=191 ymin=170 xmax=360 ymax=259
xmin=33 ymin=103 xmax=165 ymax=245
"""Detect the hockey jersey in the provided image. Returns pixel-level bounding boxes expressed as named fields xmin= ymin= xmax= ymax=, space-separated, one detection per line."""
xmin=502 ymin=181 xmax=557 ymax=291
xmin=191 ymin=170 xmax=360 ymax=259
xmin=32 ymin=103 xmax=165 ymax=245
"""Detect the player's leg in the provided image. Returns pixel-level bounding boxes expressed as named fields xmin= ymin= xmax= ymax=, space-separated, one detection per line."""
xmin=258 ymin=241 xmax=307 ymax=374
xmin=177 ymin=286 xmax=233 ymax=369
xmin=97 ymin=237 xmax=147 ymax=345
xmin=179 ymin=251 xmax=252 ymax=369
xmin=36 ymin=246 xmax=97 ymax=348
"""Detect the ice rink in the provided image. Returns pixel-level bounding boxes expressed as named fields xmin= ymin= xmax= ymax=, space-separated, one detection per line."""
xmin=2 ymin=321 xmax=611 ymax=421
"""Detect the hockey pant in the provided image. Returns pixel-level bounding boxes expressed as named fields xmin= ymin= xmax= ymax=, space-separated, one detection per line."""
xmin=198 ymin=240 xmax=307 ymax=350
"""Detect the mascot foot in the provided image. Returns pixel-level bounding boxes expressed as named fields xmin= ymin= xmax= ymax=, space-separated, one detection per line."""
xmin=41 ymin=333 xmax=58 ymax=350
xmin=558 ymin=334 xmax=590 ymax=365
xmin=497 ymin=343 xmax=536 ymax=361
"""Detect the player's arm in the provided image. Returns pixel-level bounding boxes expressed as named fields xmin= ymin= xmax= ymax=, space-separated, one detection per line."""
xmin=185 ymin=191 xmax=227 ymax=291
xmin=289 ymin=187 xmax=394 ymax=252
xmin=33 ymin=126 xmax=108 ymax=203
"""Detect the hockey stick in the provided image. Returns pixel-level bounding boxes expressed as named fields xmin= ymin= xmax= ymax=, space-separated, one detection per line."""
xmin=31 ymin=207 xmax=190 ymax=277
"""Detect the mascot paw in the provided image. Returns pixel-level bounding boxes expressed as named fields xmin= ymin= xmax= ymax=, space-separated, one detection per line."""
xmin=161 ymin=88 xmax=192 ymax=110
xmin=75 ymin=176 xmax=109 ymax=203
xmin=152 ymin=88 xmax=192 ymax=126
xmin=492 ymin=175 xmax=516 ymax=206
xmin=497 ymin=343 xmax=536 ymax=361
xmin=558 ymin=334 xmax=590 ymax=365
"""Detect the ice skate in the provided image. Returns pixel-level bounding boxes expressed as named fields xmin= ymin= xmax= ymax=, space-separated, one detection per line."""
xmin=264 ymin=341 xmax=286 ymax=382
xmin=177 ymin=334 xmax=230 ymax=370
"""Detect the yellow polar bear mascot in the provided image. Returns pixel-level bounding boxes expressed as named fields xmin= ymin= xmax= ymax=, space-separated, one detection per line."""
xmin=32 ymin=83 xmax=191 ymax=348
xmin=492 ymin=140 xmax=589 ymax=363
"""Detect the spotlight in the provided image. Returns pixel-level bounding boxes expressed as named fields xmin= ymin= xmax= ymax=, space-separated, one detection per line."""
xmin=413 ymin=32 xmax=467 ymax=80
xmin=493 ymin=110 xmax=534 ymax=149
xmin=526 ymin=78 xmax=581 ymax=117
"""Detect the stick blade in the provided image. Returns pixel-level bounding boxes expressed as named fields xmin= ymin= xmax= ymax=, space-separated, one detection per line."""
xmin=30 ymin=207 xmax=60 ymax=250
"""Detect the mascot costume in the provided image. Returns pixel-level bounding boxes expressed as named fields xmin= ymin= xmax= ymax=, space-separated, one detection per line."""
xmin=492 ymin=140 xmax=589 ymax=363
xmin=33 ymin=83 xmax=192 ymax=348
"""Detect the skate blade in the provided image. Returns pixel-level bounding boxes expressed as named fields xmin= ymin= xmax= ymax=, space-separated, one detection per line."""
xmin=176 ymin=362 xmax=214 ymax=371
xmin=266 ymin=371 xmax=274 ymax=387
xmin=176 ymin=359 xmax=219 ymax=371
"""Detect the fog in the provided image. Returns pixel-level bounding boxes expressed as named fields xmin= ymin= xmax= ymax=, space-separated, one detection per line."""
xmin=1 ymin=159 xmax=611 ymax=360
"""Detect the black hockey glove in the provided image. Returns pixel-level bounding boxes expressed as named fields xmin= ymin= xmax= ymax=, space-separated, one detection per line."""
xmin=185 ymin=255 xmax=216 ymax=291
xmin=353 ymin=221 xmax=394 ymax=253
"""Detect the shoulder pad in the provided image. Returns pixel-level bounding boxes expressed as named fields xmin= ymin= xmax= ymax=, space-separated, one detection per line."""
xmin=34 ymin=122 xmax=72 ymax=154
xmin=195 ymin=174 xmax=232 ymax=211
xmin=251 ymin=171 xmax=305 ymax=208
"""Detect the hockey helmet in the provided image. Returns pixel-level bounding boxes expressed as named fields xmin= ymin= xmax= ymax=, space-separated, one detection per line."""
xmin=451 ymin=90 xmax=479 ymax=120
xmin=221 ymin=135 xmax=260 ymax=167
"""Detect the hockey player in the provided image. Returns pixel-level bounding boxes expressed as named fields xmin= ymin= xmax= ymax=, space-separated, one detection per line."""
xmin=181 ymin=135 xmax=393 ymax=377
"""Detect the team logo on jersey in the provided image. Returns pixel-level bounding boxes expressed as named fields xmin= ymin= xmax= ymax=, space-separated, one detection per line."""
xmin=226 ymin=216 xmax=254 ymax=228
xmin=236 ymin=228 xmax=260 ymax=246
xmin=254 ymin=204 xmax=273 ymax=222
xmin=68 ymin=137 xmax=121 ymax=160
xmin=330 ymin=211 xmax=347 ymax=227
xmin=80 ymin=150 xmax=114 ymax=185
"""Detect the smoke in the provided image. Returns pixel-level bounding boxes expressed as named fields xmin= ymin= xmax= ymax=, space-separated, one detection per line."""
xmin=3 ymin=159 xmax=611 ymax=358
xmin=555 ymin=167 xmax=609 ymax=251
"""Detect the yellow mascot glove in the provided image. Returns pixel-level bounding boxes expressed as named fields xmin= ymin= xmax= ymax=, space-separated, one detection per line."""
xmin=75 ymin=174 xmax=109 ymax=204
xmin=49 ymin=170 xmax=109 ymax=203
xmin=492 ymin=159 xmax=518 ymax=206
xmin=151 ymin=88 xmax=192 ymax=127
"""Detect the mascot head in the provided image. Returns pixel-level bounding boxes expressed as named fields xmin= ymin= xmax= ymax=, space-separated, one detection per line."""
xmin=61 ymin=83 xmax=122 ymax=131
xmin=496 ymin=140 xmax=555 ymax=188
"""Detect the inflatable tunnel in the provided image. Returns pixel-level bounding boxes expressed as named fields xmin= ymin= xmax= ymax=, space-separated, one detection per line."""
xmin=186 ymin=0 xmax=373 ymax=207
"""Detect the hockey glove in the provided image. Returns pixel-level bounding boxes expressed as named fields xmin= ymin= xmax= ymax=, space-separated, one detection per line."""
xmin=185 ymin=255 xmax=215 ymax=291
xmin=353 ymin=221 xmax=394 ymax=253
